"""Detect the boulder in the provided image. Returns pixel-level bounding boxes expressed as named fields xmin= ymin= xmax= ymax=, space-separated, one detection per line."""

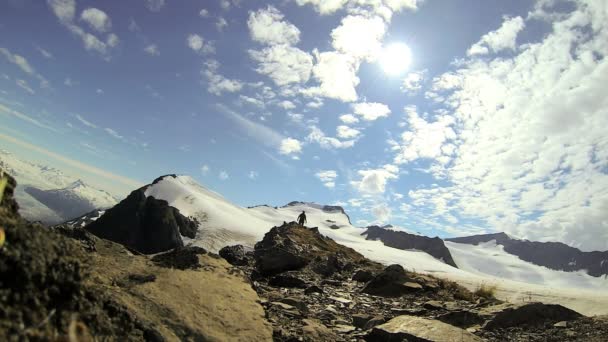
xmin=219 ymin=245 xmax=251 ymax=266
xmin=305 ymin=285 xmax=324 ymax=295
xmin=437 ymin=310 xmax=485 ymax=328
xmin=352 ymin=314 xmax=373 ymax=329
xmin=365 ymin=315 xmax=483 ymax=342
xmin=269 ymin=274 xmax=307 ymax=289
xmin=352 ymin=269 xmax=374 ymax=283
xmin=361 ymin=264 xmax=422 ymax=297
xmin=482 ymin=302 xmax=583 ymax=330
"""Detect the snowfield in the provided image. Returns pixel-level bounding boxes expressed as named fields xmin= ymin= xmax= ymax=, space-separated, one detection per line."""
xmin=124 ymin=175 xmax=608 ymax=315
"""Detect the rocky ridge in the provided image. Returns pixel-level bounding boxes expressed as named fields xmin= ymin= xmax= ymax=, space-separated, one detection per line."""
xmin=220 ymin=222 xmax=608 ymax=341
xmin=363 ymin=225 xmax=458 ymax=268
xmin=447 ymin=233 xmax=608 ymax=277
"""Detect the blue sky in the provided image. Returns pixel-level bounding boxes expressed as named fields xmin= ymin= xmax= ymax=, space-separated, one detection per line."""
xmin=1 ymin=0 xmax=607 ymax=251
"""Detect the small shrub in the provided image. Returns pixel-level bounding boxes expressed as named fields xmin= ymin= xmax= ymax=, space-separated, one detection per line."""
xmin=474 ymin=283 xmax=497 ymax=299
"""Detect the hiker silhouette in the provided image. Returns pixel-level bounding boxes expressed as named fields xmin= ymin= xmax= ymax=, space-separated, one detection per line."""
xmin=297 ymin=211 xmax=307 ymax=226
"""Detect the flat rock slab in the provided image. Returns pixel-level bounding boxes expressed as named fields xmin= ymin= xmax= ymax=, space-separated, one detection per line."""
xmin=482 ymin=302 xmax=583 ymax=330
xmin=366 ymin=315 xmax=483 ymax=342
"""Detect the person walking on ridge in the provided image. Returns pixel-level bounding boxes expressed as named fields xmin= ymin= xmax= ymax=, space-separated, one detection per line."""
xmin=297 ymin=211 xmax=307 ymax=226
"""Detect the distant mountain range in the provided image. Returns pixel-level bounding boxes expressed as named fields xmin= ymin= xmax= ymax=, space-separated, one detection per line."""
xmin=446 ymin=233 xmax=608 ymax=277
xmin=0 ymin=150 xmax=118 ymax=224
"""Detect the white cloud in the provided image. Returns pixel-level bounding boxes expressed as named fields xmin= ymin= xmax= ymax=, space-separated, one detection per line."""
xmin=144 ymin=0 xmax=165 ymax=12
xmin=247 ymin=6 xmax=300 ymax=45
xmin=16 ymin=79 xmax=35 ymax=94
xmin=352 ymin=102 xmax=391 ymax=121
xmin=305 ymin=50 xmax=360 ymax=102
xmin=248 ymin=171 xmax=259 ymax=179
xmin=199 ymin=9 xmax=210 ymax=17
xmin=187 ymin=34 xmax=204 ymax=51
xmin=201 ymin=165 xmax=210 ymax=175
xmin=295 ymin=0 xmax=348 ymax=15
xmin=106 ymin=33 xmax=119 ymax=48
xmin=219 ymin=170 xmax=229 ymax=180
xmin=306 ymin=126 xmax=355 ymax=149
xmin=36 ymin=46 xmax=53 ymax=59
xmin=401 ymin=70 xmax=426 ymax=93
xmin=239 ymin=95 xmax=264 ymax=108
xmin=468 ymin=16 xmax=525 ymax=56
xmin=217 ymin=104 xmax=285 ymax=151
xmin=47 ymin=0 xmax=75 ymax=24
xmin=76 ymin=114 xmax=97 ymax=128
xmin=0 ymin=47 xmax=49 ymax=88
xmin=372 ymin=203 xmax=392 ymax=223
xmin=249 ymin=45 xmax=313 ymax=86
xmin=144 ymin=44 xmax=160 ymax=56
xmin=279 ymin=137 xmax=302 ymax=155
xmin=336 ymin=125 xmax=360 ymax=139
xmin=394 ymin=106 xmax=456 ymax=164
xmin=216 ymin=17 xmax=228 ymax=32
xmin=316 ymin=170 xmax=337 ymax=188
xmin=277 ymin=100 xmax=296 ymax=110
xmin=0 ymin=104 xmax=58 ymax=132
xmin=407 ymin=3 xmax=608 ymax=251
xmin=351 ymin=164 xmax=399 ymax=194
xmin=331 ymin=15 xmax=386 ymax=61
xmin=220 ymin=0 xmax=231 ymax=10
xmin=105 ymin=127 xmax=124 ymax=140
xmin=202 ymin=60 xmax=244 ymax=95
xmin=64 ymin=77 xmax=76 ymax=86
xmin=339 ymin=114 xmax=359 ymax=124
xmin=80 ymin=8 xmax=111 ymax=33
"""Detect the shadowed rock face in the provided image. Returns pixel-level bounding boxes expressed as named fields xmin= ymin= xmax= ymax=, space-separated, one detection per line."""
xmin=447 ymin=233 xmax=608 ymax=277
xmin=363 ymin=226 xmax=458 ymax=268
xmin=85 ymin=185 xmax=197 ymax=254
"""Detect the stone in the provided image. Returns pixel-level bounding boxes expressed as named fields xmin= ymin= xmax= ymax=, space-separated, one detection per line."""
xmin=334 ymin=324 xmax=356 ymax=334
xmin=329 ymin=296 xmax=352 ymax=304
xmin=423 ymin=300 xmax=444 ymax=310
xmin=361 ymin=264 xmax=422 ymax=297
xmin=278 ymin=297 xmax=307 ymax=312
xmin=437 ymin=310 xmax=485 ymax=328
xmin=302 ymin=319 xmax=340 ymax=341
xmin=363 ymin=316 xmax=386 ymax=330
xmin=482 ymin=302 xmax=583 ymax=330
xmin=554 ymin=321 xmax=568 ymax=328
xmin=304 ymin=285 xmax=324 ymax=295
xmin=352 ymin=269 xmax=374 ymax=283
xmin=151 ymin=246 xmax=207 ymax=270
xmin=268 ymin=275 xmax=307 ymax=289
xmin=218 ymin=245 xmax=250 ymax=266
xmin=352 ymin=314 xmax=373 ymax=329
xmin=365 ymin=315 xmax=483 ymax=342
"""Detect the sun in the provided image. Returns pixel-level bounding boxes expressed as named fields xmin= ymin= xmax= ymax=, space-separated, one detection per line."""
xmin=379 ymin=43 xmax=413 ymax=76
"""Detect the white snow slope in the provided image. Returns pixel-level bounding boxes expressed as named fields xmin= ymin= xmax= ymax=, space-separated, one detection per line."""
xmin=145 ymin=176 xmax=608 ymax=316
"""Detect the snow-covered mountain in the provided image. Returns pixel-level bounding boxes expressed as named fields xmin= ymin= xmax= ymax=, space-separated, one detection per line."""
xmin=0 ymin=150 xmax=118 ymax=224
xmin=74 ymin=174 xmax=608 ymax=315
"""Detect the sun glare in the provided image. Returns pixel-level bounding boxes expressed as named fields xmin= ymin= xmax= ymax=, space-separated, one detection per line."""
xmin=379 ymin=43 xmax=412 ymax=76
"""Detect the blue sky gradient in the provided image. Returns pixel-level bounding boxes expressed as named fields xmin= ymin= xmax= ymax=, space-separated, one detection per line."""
xmin=1 ymin=0 xmax=607 ymax=251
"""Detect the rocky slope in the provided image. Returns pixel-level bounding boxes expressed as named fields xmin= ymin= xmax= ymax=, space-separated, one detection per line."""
xmin=0 ymin=172 xmax=272 ymax=341
xmin=363 ymin=225 xmax=458 ymax=268
xmin=219 ymin=222 xmax=608 ymax=341
xmin=447 ymin=233 xmax=608 ymax=277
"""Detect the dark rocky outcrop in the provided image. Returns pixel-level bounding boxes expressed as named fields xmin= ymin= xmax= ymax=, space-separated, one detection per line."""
xmin=282 ymin=201 xmax=352 ymax=224
xmin=363 ymin=225 xmax=458 ymax=268
xmin=85 ymin=186 xmax=198 ymax=254
xmin=361 ymin=264 xmax=423 ymax=297
xmin=482 ymin=302 xmax=583 ymax=330
xmin=219 ymin=244 xmax=252 ymax=266
xmin=151 ymin=246 xmax=208 ymax=270
xmin=253 ymin=222 xmax=368 ymax=276
xmin=447 ymin=233 xmax=608 ymax=277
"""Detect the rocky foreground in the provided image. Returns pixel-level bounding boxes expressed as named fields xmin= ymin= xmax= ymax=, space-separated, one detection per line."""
xmin=2 ymin=172 xmax=608 ymax=341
